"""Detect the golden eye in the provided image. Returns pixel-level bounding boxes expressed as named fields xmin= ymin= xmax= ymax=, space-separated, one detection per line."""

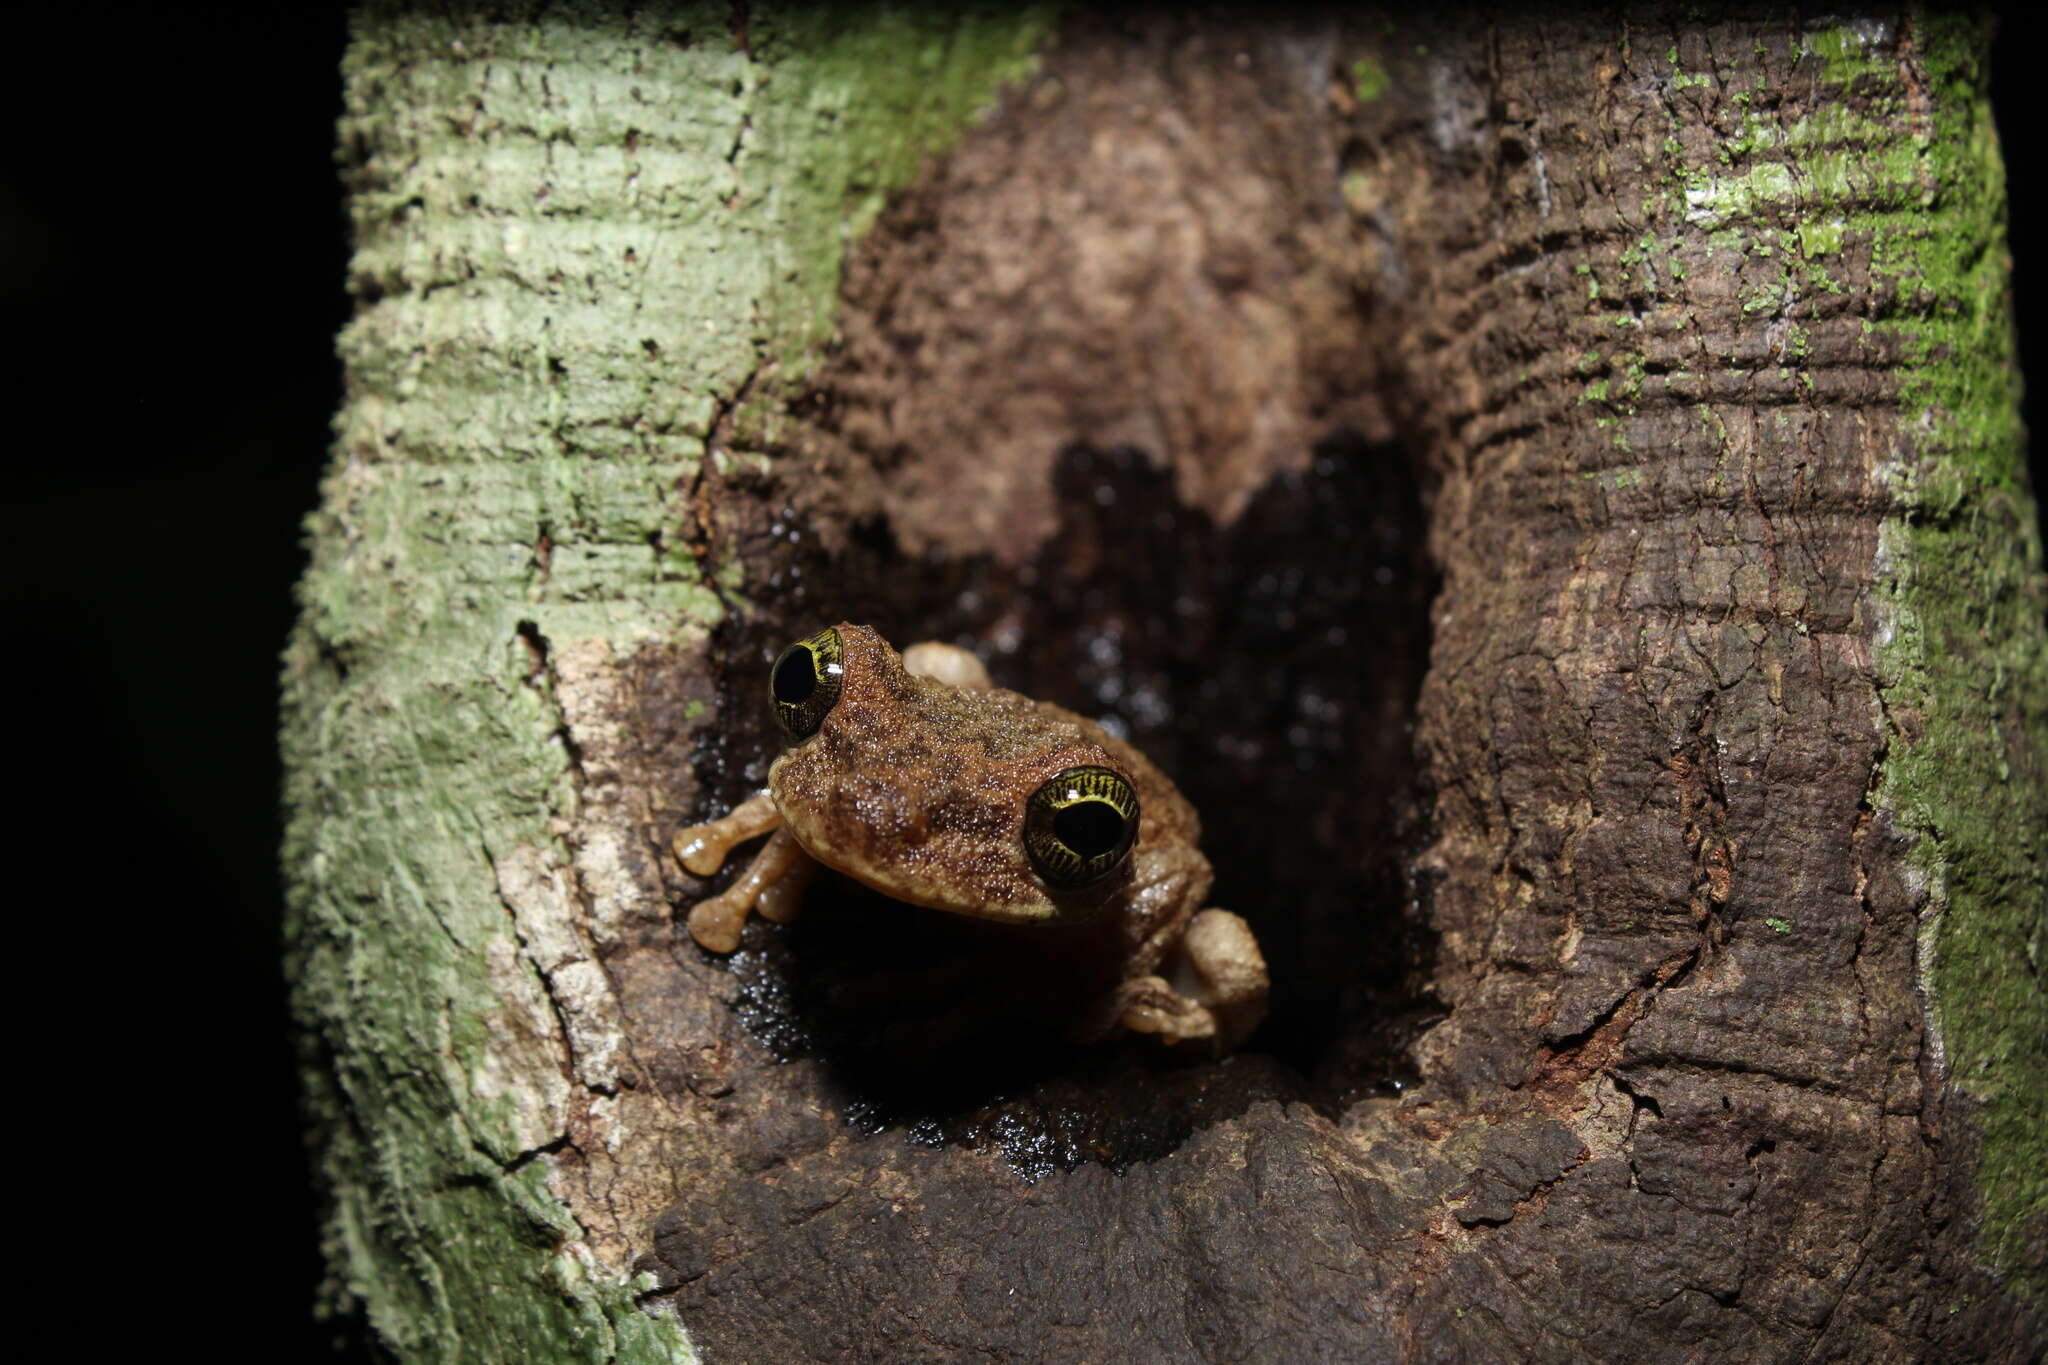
xmin=1024 ymin=765 xmax=1139 ymax=889
xmin=770 ymin=627 xmax=844 ymax=740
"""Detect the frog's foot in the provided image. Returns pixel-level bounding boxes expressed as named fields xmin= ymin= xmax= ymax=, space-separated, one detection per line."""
xmin=673 ymin=791 xmax=780 ymax=875
xmin=901 ymin=641 xmax=993 ymax=690
xmin=1115 ymin=909 xmax=1269 ymax=1048
xmin=683 ymin=825 xmax=816 ymax=954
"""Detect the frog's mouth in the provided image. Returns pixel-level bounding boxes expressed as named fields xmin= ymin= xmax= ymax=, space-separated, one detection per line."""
xmin=781 ymin=805 xmax=1123 ymax=927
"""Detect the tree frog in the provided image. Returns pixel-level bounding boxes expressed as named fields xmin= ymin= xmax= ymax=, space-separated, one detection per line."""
xmin=674 ymin=624 xmax=1269 ymax=1048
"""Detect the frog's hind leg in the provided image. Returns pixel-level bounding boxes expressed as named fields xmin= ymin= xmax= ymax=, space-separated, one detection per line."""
xmin=901 ymin=641 xmax=993 ymax=690
xmin=674 ymin=794 xmax=816 ymax=953
xmin=1113 ymin=909 xmax=1269 ymax=1049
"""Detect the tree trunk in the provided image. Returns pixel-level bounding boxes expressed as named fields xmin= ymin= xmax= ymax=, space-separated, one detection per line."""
xmin=284 ymin=6 xmax=2045 ymax=1361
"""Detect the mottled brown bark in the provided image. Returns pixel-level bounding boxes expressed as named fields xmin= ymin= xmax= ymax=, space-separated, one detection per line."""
xmin=633 ymin=9 xmax=2045 ymax=1362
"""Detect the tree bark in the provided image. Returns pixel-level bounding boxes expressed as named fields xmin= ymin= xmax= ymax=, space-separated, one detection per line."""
xmin=285 ymin=5 xmax=2045 ymax=1361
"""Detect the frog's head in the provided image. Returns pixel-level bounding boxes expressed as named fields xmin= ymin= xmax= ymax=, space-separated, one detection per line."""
xmin=764 ymin=623 xmax=1138 ymax=924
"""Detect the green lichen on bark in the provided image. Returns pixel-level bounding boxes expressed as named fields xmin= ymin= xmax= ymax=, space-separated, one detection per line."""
xmin=1860 ymin=16 xmax=2047 ymax=1302
xmin=1619 ymin=7 xmax=2044 ymax=1307
xmin=281 ymin=5 xmax=1051 ymax=1359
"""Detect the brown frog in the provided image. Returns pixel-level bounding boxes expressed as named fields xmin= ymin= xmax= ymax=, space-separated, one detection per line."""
xmin=674 ymin=624 xmax=1268 ymax=1047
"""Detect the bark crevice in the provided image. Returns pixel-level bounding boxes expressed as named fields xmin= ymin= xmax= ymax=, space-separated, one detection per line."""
xmin=645 ymin=11 xmax=2043 ymax=1358
xmin=292 ymin=7 xmax=2045 ymax=1358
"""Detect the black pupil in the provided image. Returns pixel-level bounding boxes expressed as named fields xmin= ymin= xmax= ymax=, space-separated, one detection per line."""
xmin=773 ymin=648 xmax=817 ymax=705
xmin=1054 ymin=800 xmax=1125 ymax=859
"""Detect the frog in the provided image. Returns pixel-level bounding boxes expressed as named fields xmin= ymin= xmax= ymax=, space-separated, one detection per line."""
xmin=673 ymin=624 xmax=1269 ymax=1048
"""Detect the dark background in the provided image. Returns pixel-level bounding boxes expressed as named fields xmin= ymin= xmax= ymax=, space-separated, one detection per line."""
xmin=9 ymin=10 xmax=2040 ymax=1353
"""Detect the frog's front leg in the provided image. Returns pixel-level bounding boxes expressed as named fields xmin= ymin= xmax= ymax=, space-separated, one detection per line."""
xmin=1114 ymin=909 xmax=1269 ymax=1049
xmin=674 ymin=793 xmax=818 ymax=953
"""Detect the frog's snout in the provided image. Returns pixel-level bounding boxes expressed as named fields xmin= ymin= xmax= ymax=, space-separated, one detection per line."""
xmin=837 ymin=772 xmax=935 ymax=847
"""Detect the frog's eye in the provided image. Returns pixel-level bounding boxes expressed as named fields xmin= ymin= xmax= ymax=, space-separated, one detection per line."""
xmin=771 ymin=627 xmax=844 ymax=741
xmin=1024 ymin=765 xmax=1139 ymax=889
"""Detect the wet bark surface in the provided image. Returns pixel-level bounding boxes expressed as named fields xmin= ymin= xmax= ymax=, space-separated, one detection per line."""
xmin=623 ymin=10 xmax=2045 ymax=1360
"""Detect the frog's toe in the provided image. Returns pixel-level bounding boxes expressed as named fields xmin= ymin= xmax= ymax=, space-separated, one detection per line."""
xmin=1112 ymin=975 xmax=1217 ymax=1042
xmin=673 ymin=791 xmax=781 ymax=876
xmin=686 ymin=888 xmax=753 ymax=954
xmin=683 ymin=826 xmax=813 ymax=953
xmin=753 ymin=853 xmax=816 ymax=924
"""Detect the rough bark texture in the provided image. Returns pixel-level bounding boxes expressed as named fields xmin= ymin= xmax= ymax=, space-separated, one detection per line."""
xmin=286 ymin=5 xmax=2046 ymax=1362
xmin=284 ymin=6 xmax=1052 ymax=1358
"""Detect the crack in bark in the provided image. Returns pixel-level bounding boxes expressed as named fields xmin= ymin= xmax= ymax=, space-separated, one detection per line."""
xmin=683 ymin=361 xmax=767 ymax=626
xmin=1672 ymin=694 xmax=1736 ymax=948
xmin=517 ymin=619 xmax=589 ymax=797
